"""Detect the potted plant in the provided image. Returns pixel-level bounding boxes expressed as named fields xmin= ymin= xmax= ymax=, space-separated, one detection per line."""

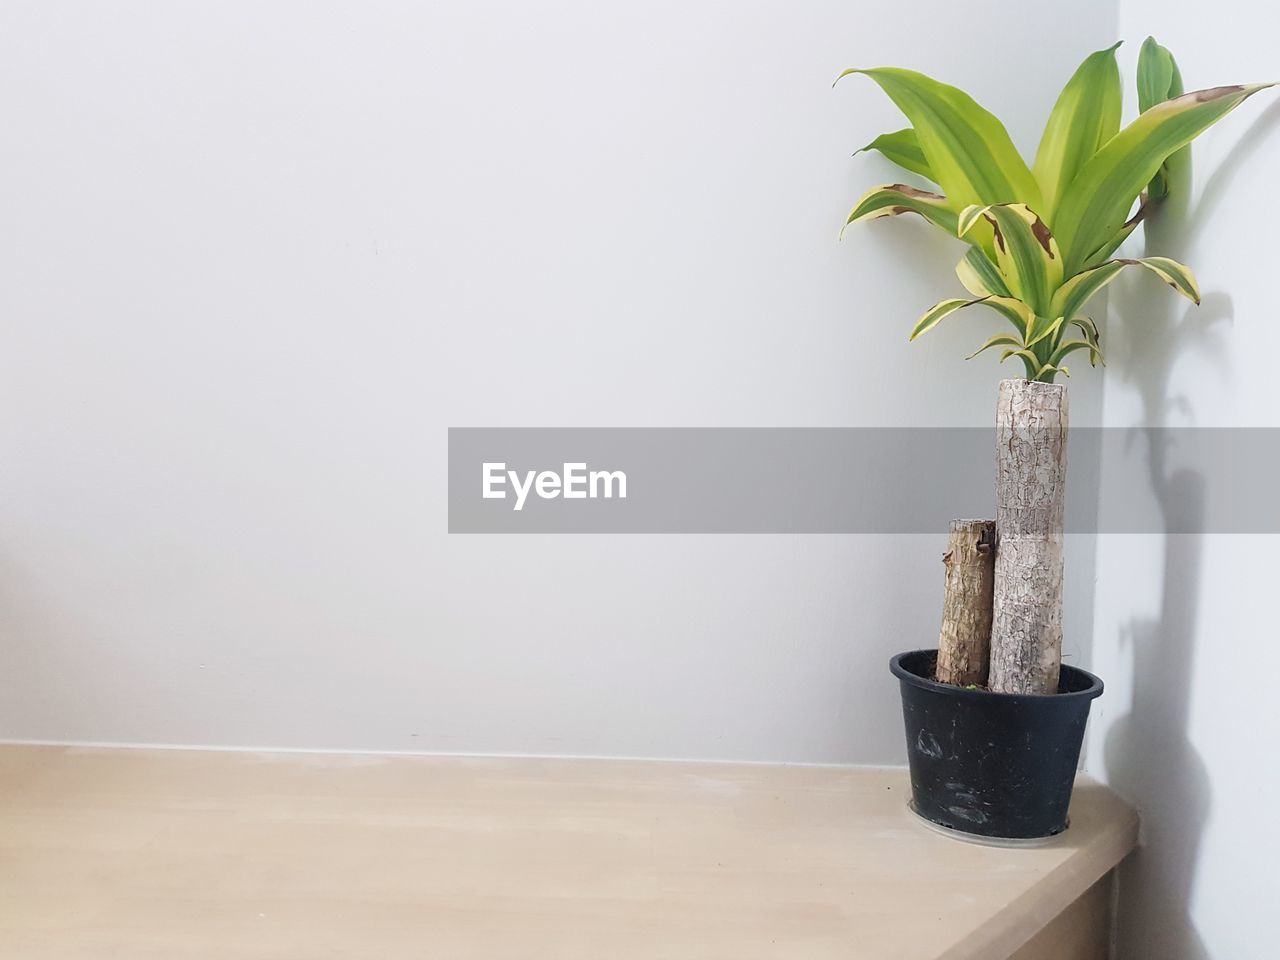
xmin=836 ymin=40 xmax=1271 ymax=840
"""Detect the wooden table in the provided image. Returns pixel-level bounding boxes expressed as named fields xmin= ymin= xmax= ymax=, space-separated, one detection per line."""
xmin=0 ymin=746 xmax=1136 ymax=959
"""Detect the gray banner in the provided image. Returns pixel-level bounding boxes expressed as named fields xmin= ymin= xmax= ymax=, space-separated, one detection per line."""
xmin=447 ymin=428 xmax=1277 ymax=533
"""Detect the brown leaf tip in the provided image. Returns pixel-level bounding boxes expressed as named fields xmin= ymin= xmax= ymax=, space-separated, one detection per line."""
xmin=889 ymin=183 xmax=945 ymax=200
xmin=1192 ymin=85 xmax=1245 ymax=102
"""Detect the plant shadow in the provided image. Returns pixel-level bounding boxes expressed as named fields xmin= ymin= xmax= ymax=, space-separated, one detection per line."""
xmin=1093 ymin=102 xmax=1280 ymax=956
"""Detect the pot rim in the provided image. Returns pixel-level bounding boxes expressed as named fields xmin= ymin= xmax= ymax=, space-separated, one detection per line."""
xmin=890 ymin=648 xmax=1103 ymax=703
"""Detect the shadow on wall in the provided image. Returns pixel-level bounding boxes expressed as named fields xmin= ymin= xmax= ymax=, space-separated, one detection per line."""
xmin=1101 ymin=99 xmax=1280 ymax=960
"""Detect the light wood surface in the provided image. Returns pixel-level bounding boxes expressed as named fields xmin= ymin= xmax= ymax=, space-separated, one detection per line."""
xmin=1010 ymin=875 xmax=1114 ymax=960
xmin=0 ymin=746 xmax=1136 ymax=959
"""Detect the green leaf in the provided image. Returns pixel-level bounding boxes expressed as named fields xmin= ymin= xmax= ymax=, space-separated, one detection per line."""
xmin=836 ymin=67 xmax=1044 ymax=213
xmin=1137 ymin=37 xmax=1187 ymax=202
xmin=955 ymin=247 xmax=1012 ymax=297
xmin=1053 ymin=83 xmax=1274 ymax=274
xmin=1050 ymin=255 xmax=1201 ymax=319
xmin=1137 ymin=37 xmax=1178 ymax=113
xmin=1033 ymin=42 xmax=1123 ymax=221
xmin=840 ymin=183 xmax=959 ymax=239
xmin=958 ymin=204 xmax=1063 ymax=314
xmin=857 ymin=128 xmax=934 ymax=181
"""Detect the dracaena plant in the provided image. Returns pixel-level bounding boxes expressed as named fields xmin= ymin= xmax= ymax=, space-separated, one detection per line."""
xmin=837 ymin=39 xmax=1272 ymax=383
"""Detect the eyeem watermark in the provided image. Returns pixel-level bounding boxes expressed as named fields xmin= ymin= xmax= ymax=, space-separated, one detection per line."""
xmin=482 ymin=462 xmax=627 ymax=512
xmin=451 ymin=428 xmax=1280 ymax=532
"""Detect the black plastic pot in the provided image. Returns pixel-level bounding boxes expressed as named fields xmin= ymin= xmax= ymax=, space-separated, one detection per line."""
xmin=890 ymin=649 xmax=1103 ymax=840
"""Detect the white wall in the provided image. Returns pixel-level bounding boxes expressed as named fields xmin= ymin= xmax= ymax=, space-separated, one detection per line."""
xmin=0 ymin=1 xmax=1112 ymax=760
xmin=1086 ymin=7 xmax=1280 ymax=958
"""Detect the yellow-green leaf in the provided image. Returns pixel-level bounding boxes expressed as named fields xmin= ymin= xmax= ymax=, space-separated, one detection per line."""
xmin=1054 ymin=83 xmax=1274 ymax=274
xmin=836 ymin=67 xmax=1044 ymax=213
xmin=840 ymin=183 xmax=958 ymax=238
xmin=958 ymin=204 xmax=1063 ymax=314
xmin=857 ymin=128 xmax=934 ymax=182
xmin=1033 ymin=42 xmax=1123 ymax=221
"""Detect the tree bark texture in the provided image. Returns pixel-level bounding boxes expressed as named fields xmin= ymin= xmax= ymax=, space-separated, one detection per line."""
xmin=935 ymin=519 xmax=996 ymax=687
xmin=989 ymin=379 xmax=1068 ymax=695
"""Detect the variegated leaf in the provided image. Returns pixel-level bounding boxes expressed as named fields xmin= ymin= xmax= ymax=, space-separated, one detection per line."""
xmin=958 ymin=203 xmax=1063 ymax=315
xmin=1068 ymin=316 xmax=1105 ymax=366
xmin=1050 ymin=255 xmax=1200 ymax=320
xmin=1131 ymin=256 xmax=1201 ymax=303
xmin=955 ymin=247 xmax=1012 ymax=297
xmin=999 ymin=348 xmax=1045 ymax=381
xmin=981 ymin=296 xmax=1037 ymax=338
xmin=965 ymin=333 xmax=1024 ymax=360
xmin=841 ymin=183 xmax=958 ymax=238
xmin=909 ymin=298 xmax=982 ymax=340
xmin=1050 ymin=338 xmax=1105 ymax=368
xmin=908 ymin=294 xmax=1035 ymax=342
xmin=1025 ymin=315 xmax=1064 ymax=349
xmin=1071 ymin=316 xmax=1101 ymax=346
